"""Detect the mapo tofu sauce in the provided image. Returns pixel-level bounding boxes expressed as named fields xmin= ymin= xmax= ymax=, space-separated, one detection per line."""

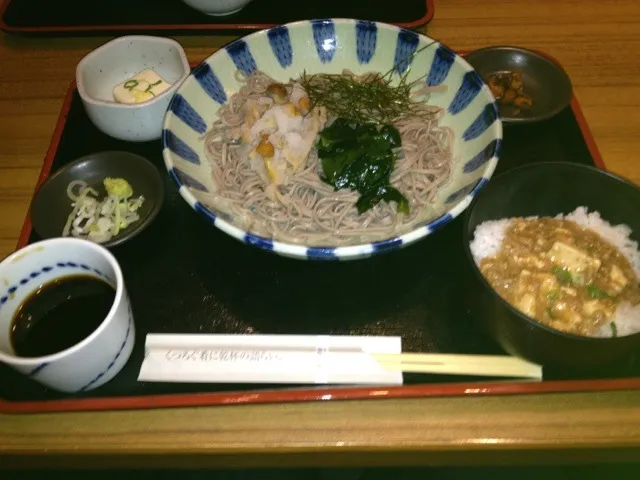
xmin=479 ymin=218 xmax=640 ymax=336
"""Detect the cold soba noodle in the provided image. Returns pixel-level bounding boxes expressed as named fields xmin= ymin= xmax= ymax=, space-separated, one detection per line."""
xmin=203 ymin=69 xmax=454 ymax=246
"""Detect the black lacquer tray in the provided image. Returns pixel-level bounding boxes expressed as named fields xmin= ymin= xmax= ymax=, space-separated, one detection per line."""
xmin=2 ymin=60 xmax=639 ymax=414
xmin=0 ymin=0 xmax=434 ymax=36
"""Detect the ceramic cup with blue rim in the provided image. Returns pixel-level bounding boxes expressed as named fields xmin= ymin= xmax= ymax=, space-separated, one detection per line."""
xmin=0 ymin=238 xmax=135 ymax=393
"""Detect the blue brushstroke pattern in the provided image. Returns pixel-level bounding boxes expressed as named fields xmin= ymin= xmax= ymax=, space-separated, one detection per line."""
xmin=194 ymin=201 xmax=217 ymax=223
xmin=245 ymin=234 xmax=274 ymax=251
xmin=445 ymin=177 xmax=488 ymax=204
xmin=448 ymin=71 xmax=484 ymax=115
xmin=356 ymin=21 xmax=377 ymax=64
xmin=464 ymin=139 xmax=502 ymax=173
xmin=169 ymin=94 xmax=207 ymax=134
xmin=372 ymin=237 xmax=403 ymax=252
xmin=471 ymin=177 xmax=489 ymax=196
xmin=170 ymin=168 xmax=209 ymax=192
xmin=268 ymin=25 xmax=293 ymax=68
xmin=312 ymin=19 xmax=336 ymax=64
xmin=426 ymin=213 xmax=454 ymax=232
xmin=394 ymin=29 xmax=419 ymax=75
xmin=27 ymin=363 xmax=49 ymax=377
xmin=427 ymin=45 xmax=455 ymax=86
xmin=78 ymin=306 xmax=133 ymax=392
xmin=162 ymin=129 xmax=200 ymax=165
xmin=306 ymin=246 xmax=339 ymax=260
xmin=226 ymin=40 xmax=257 ymax=76
xmin=194 ymin=63 xmax=227 ymax=104
xmin=463 ymin=103 xmax=499 ymax=141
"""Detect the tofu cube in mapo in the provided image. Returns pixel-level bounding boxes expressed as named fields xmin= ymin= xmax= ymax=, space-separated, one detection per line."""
xmin=537 ymin=273 xmax=559 ymax=297
xmin=514 ymin=270 xmax=537 ymax=316
xmin=547 ymin=241 xmax=601 ymax=285
xmin=607 ymin=264 xmax=629 ymax=295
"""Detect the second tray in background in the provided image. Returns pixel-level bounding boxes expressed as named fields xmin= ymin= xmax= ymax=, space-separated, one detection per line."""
xmin=0 ymin=0 xmax=435 ymax=35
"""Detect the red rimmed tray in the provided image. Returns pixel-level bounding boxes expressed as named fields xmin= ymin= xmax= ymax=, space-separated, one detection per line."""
xmin=2 ymin=56 xmax=639 ymax=415
xmin=0 ymin=0 xmax=434 ymax=36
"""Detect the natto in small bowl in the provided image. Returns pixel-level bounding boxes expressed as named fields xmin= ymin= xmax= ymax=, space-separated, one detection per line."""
xmin=464 ymin=46 xmax=573 ymax=124
xmin=30 ymin=151 xmax=165 ymax=248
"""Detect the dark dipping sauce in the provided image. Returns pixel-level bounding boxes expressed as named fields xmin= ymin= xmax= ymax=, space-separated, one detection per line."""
xmin=10 ymin=275 xmax=115 ymax=358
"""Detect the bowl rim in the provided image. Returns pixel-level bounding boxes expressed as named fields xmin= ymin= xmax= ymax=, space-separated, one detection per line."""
xmin=75 ymin=35 xmax=190 ymax=109
xmin=464 ymin=45 xmax=573 ymax=125
xmin=462 ymin=161 xmax=640 ymax=342
xmin=163 ymin=18 xmax=503 ymax=260
xmin=181 ymin=0 xmax=254 ymax=13
xmin=30 ymin=150 xmax=165 ymax=248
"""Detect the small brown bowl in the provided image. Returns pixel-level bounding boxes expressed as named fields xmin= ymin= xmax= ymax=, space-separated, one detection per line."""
xmin=464 ymin=46 xmax=573 ymax=124
xmin=30 ymin=151 xmax=165 ymax=248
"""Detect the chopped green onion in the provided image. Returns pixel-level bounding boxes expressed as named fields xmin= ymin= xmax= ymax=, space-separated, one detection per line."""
xmin=145 ymin=79 xmax=163 ymax=95
xmin=63 ymin=178 xmax=144 ymax=244
xmin=148 ymin=80 xmax=162 ymax=88
xmin=552 ymin=266 xmax=572 ymax=285
xmin=300 ymin=42 xmax=437 ymax=125
xmin=586 ymin=284 xmax=610 ymax=299
xmin=546 ymin=291 xmax=559 ymax=301
xmin=611 ymin=322 xmax=618 ymax=337
xmin=124 ymin=80 xmax=139 ymax=90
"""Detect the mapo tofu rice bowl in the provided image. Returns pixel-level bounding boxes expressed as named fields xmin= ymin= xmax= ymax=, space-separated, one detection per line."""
xmin=470 ymin=209 xmax=640 ymax=339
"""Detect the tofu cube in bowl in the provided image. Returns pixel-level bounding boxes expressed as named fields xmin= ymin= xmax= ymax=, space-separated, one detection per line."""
xmin=76 ymin=35 xmax=190 ymax=142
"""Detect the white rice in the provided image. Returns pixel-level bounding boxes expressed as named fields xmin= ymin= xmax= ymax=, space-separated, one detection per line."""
xmin=469 ymin=206 xmax=640 ymax=337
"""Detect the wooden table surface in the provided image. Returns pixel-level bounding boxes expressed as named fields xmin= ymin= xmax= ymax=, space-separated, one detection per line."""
xmin=2 ymin=0 xmax=640 ymax=469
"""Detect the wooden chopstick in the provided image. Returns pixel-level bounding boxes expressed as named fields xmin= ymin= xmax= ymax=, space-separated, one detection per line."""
xmin=371 ymin=353 xmax=542 ymax=379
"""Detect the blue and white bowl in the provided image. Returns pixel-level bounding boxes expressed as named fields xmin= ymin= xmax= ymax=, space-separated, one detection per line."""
xmin=162 ymin=19 xmax=502 ymax=260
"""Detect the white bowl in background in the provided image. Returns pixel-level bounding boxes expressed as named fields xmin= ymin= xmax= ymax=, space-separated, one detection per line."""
xmin=76 ymin=35 xmax=190 ymax=142
xmin=181 ymin=0 xmax=254 ymax=16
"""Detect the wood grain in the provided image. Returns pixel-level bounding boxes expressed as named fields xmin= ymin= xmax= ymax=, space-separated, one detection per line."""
xmin=1 ymin=0 xmax=640 ymax=467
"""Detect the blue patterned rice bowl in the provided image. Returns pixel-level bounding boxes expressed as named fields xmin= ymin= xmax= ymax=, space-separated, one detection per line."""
xmin=162 ymin=19 xmax=502 ymax=260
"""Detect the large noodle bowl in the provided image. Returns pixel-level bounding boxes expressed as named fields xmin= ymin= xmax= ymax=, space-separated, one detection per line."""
xmin=202 ymin=70 xmax=455 ymax=246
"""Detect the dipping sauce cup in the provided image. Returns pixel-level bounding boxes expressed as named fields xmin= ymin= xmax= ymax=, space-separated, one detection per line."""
xmin=0 ymin=238 xmax=135 ymax=392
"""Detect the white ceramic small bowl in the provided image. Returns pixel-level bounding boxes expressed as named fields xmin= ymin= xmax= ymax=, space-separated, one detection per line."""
xmin=76 ymin=35 xmax=190 ymax=142
xmin=181 ymin=0 xmax=254 ymax=16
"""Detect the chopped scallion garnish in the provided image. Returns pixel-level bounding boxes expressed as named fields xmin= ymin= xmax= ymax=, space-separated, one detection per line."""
xmin=145 ymin=79 xmax=162 ymax=94
xmin=586 ymin=284 xmax=610 ymax=299
xmin=551 ymin=266 xmax=572 ymax=285
xmin=124 ymin=80 xmax=139 ymax=90
xmin=299 ymin=42 xmax=438 ymax=124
